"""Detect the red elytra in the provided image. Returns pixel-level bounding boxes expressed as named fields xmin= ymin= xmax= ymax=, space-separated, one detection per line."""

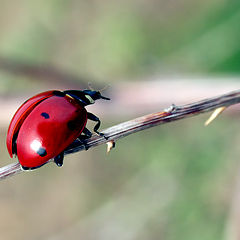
xmin=6 ymin=90 xmax=110 ymax=170
xmin=6 ymin=90 xmax=56 ymax=158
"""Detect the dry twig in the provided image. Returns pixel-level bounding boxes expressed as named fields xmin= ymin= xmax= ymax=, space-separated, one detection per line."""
xmin=1 ymin=89 xmax=240 ymax=181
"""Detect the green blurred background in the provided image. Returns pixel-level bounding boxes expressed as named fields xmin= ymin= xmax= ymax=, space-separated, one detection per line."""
xmin=0 ymin=1 xmax=240 ymax=240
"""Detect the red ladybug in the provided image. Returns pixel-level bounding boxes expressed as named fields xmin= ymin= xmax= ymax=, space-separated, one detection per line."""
xmin=6 ymin=90 xmax=110 ymax=170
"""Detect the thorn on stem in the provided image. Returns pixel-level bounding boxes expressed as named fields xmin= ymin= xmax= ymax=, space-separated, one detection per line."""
xmin=106 ymin=140 xmax=115 ymax=153
xmin=164 ymin=104 xmax=178 ymax=113
xmin=204 ymin=106 xmax=226 ymax=126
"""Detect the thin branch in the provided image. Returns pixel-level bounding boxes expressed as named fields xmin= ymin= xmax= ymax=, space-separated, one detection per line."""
xmin=0 ymin=162 xmax=23 ymax=180
xmin=1 ymin=89 xmax=240 ymax=181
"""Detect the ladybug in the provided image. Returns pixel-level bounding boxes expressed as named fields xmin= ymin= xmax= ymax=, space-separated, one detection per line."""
xmin=6 ymin=90 xmax=110 ymax=170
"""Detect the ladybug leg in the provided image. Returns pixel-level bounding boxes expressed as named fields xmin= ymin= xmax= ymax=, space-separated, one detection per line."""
xmin=54 ymin=151 xmax=64 ymax=167
xmin=77 ymin=128 xmax=92 ymax=141
xmin=65 ymin=128 xmax=92 ymax=152
xmin=82 ymin=127 xmax=92 ymax=138
xmin=87 ymin=112 xmax=108 ymax=139
xmin=77 ymin=128 xmax=92 ymax=150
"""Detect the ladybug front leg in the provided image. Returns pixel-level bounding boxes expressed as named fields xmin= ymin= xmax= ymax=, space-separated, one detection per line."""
xmin=87 ymin=112 xmax=107 ymax=138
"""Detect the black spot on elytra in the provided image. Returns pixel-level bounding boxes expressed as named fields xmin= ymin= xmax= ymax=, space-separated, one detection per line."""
xmin=41 ymin=112 xmax=50 ymax=119
xmin=37 ymin=147 xmax=47 ymax=157
xmin=53 ymin=91 xmax=65 ymax=97
xmin=67 ymin=120 xmax=77 ymax=131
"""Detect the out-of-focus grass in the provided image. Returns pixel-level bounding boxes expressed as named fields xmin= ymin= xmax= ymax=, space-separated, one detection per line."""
xmin=0 ymin=0 xmax=240 ymax=82
xmin=111 ymin=116 xmax=236 ymax=240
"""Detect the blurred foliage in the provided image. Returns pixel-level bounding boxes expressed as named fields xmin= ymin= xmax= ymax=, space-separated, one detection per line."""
xmin=0 ymin=116 xmax=239 ymax=240
xmin=0 ymin=0 xmax=240 ymax=81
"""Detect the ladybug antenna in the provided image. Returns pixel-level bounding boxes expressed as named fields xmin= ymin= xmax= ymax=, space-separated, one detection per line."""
xmin=98 ymin=84 xmax=110 ymax=93
xmin=98 ymin=84 xmax=110 ymax=100
xmin=88 ymin=82 xmax=94 ymax=91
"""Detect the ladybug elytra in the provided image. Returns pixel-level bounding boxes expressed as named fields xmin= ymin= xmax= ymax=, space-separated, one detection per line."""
xmin=6 ymin=89 xmax=110 ymax=170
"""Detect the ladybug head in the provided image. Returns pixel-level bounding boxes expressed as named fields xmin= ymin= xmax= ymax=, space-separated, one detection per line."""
xmin=83 ymin=90 xmax=110 ymax=103
xmin=64 ymin=90 xmax=110 ymax=106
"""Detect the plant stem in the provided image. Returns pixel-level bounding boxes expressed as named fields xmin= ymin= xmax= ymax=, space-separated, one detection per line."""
xmin=1 ymin=89 xmax=240 ymax=181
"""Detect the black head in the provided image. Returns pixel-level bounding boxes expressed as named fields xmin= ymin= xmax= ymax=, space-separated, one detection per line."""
xmin=64 ymin=90 xmax=110 ymax=106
